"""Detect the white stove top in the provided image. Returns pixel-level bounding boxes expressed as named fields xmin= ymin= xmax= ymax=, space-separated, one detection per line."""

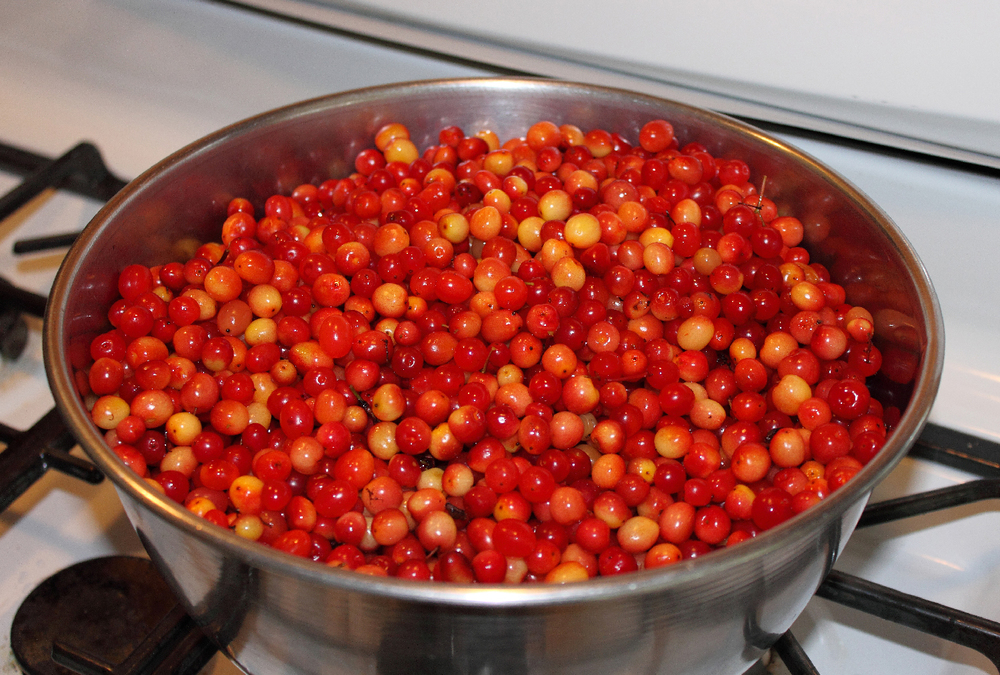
xmin=2 ymin=1 xmax=1000 ymax=674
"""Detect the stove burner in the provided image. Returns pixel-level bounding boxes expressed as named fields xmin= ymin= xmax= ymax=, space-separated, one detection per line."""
xmin=10 ymin=556 xmax=217 ymax=675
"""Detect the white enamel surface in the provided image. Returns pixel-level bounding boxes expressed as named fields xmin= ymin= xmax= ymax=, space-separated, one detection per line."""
xmin=233 ymin=0 xmax=1000 ymax=164
xmin=1 ymin=1 xmax=999 ymax=674
xmin=318 ymin=0 xmax=1000 ymax=130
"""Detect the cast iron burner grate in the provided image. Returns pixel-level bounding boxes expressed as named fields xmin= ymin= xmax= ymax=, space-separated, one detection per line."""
xmin=771 ymin=424 xmax=1000 ymax=673
xmin=774 ymin=423 xmax=1000 ymax=673
xmin=0 ymin=140 xmax=128 ymax=511
xmin=4 ymin=141 xmax=1000 ymax=675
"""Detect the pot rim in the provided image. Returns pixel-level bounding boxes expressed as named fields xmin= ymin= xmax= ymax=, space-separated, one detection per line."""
xmin=43 ymin=76 xmax=944 ymax=608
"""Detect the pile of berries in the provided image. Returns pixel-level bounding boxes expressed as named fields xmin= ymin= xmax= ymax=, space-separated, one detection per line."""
xmin=79 ymin=118 xmax=895 ymax=584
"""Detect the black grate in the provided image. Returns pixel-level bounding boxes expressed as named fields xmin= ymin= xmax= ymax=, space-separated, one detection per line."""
xmin=775 ymin=423 xmax=1000 ymax=674
xmin=0 ymin=140 xmax=127 ymax=509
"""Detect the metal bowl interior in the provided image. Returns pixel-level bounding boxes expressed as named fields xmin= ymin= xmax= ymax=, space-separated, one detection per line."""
xmin=44 ymin=78 xmax=942 ymax=675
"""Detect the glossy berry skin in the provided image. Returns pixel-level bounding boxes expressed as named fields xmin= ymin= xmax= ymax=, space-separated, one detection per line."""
xmin=81 ymin=116 xmax=891 ymax=585
xmin=751 ymin=487 xmax=795 ymax=531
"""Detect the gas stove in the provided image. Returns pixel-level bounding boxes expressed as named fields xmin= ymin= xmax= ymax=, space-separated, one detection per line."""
xmin=2 ymin=1 xmax=1000 ymax=674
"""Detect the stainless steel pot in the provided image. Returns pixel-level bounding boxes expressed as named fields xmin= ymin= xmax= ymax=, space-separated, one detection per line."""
xmin=44 ymin=78 xmax=943 ymax=675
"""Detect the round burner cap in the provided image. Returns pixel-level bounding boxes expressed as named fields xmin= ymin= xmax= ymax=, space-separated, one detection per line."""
xmin=11 ymin=555 xmax=182 ymax=675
